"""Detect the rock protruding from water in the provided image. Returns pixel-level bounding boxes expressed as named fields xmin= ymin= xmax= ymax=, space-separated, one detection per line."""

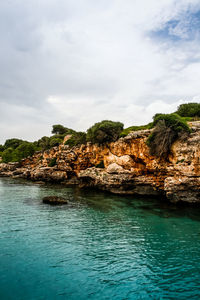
xmin=42 ymin=196 xmax=68 ymax=205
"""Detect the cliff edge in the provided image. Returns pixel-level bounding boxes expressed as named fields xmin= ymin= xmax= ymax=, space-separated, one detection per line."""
xmin=0 ymin=121 xmax=199 ymax=204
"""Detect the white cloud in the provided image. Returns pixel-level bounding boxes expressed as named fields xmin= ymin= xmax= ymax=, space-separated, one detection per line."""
xmin=0 ymin=0 xmax=200 ymax=143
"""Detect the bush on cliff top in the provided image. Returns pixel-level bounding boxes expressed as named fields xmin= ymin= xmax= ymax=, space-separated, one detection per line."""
xmin=176 ymin=102 xmax=200 ymax=118
xmin=52 ymin=124 xmax=75 ymax=135
xmin=65 ymin=132 xmax=86 ymax=147
xmin=49 ymin=137 xmax=63 ymax=148
xmin=86 ymin=120 xmax=124 ymax=144
xmin=0 ymin=144 xmax=5 ymax=152
xmin=1 ymin=142 xmax=37 ymax=163
xmin=153 ymin=113 xmax=191 ymax=133
xmin=4 ymin=138 xmax=24 ymax=150
xmin=147 ymin=113 xmax=191 ymax=159
xmin=37 ymin=136 xmax=51 ymax=150
xmin=36 ymin=135 xmax=63 ymax=150
xmin=14 ymin=142 xmax=36 ymax=161
xmin=1 ymin=148 xmax=14 ymax=163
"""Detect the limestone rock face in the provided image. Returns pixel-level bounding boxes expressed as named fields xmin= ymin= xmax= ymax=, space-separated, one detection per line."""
xmin=0 ymin=162 xmax=19 ymax=177
xmin=106 ymin=163 xmax=127 ymax=174
xmin=164 ymin=177 xmax=200 ymax=203
xmin=79 ymin=167 xmax=161 ymax=196
xmin=29 ymin=167 xmax=67 ymax=182
xmin=0 ymin=121 xmax=199 ymax=203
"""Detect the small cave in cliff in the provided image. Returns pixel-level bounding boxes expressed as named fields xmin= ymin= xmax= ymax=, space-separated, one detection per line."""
xmin=79 ymin=176 xmax=95 ymax=188
xmin=130 ymin=155 xmax=146 ymax=166
xmin=67 ymin=171 xmax=77 ymax=179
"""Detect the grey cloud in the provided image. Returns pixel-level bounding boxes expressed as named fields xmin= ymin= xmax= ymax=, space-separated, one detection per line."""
xmin=0 ymin=0 xmax=200 ymax=143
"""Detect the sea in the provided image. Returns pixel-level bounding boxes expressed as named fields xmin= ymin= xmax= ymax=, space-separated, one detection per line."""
xmin=0 ymin=177 xmax=200 ymax=300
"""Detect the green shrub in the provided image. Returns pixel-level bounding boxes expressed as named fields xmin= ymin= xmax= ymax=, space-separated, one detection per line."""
xmin=65 ymin=132 xmax=86 ymax=147
xmin=49 ymin=136 xmax=62 ymax=147
xmin=86 ymin=120 xmax=124 ymax=144
xmin=2 ymin=148 xmax=15 ymax=163
xmin=180 ymin=116 xmax=193 ymax=122
xmin=13 ymin=142 xmax=37 ymax=161
xmin=153 ymin=113 xmax=191 ymax=133
xmin=176 ymin=103 xmax=200 ymax=117
xmin=147 ymin=113 xmax=191 ymax=159
xmin=52 ymin=124 xmax=75 ymax=135
xmin=48 ymin=157 xmax=57 ymax=167
xmin=0 ymin=144 xmax=5 ymax=152
xmin=2 ymin=142 xmax=37 ymax=163
xmin=95 ymin=160 xmax=105 ymax=168
xmin=4 ymin=138 xmax=24 ymax=149
xmin=120 ymin=122 xmax=153 ymax=137
xmin=37 ymin=136 xmax=51 ymax=150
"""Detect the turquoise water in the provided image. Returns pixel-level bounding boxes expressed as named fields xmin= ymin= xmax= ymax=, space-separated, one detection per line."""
xmin=0 ymin=178 xmax=200 ymax=300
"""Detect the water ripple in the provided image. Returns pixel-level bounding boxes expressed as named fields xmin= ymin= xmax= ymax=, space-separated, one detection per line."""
xmin=0 ymin=178 xmax=200 ymax=299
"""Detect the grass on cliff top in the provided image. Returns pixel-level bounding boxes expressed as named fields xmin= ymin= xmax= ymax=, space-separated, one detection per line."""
xmin=120 ymin=122 xmax=153 ymax=137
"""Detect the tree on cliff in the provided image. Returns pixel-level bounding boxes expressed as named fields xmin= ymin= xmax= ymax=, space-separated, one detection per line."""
xmin=147 ymin=113 xmax=191 ymax=159
xmin=1 ymin=148 xmax=14 ymax=163
xmin=4 ymin=138 xmax=24 ymax=149
xmin=0 ymin=144 xmax=5 ymax=152
xmin=14 ymin=142 xmax=36 ymax=161
xmin=176 ymin=102 xmax=200 ymax=118
xmin=49 ymin=137 xmax=63 ymax=147
xmin=37 ymin=136 xmax=50 ymax=150
xmin=52 ymin=124 xmax=75 ymax=135
xmin=65 ymin=132 xmax=86 ymax=147
xmin=86 ymin=120 xmax=124 ymax=144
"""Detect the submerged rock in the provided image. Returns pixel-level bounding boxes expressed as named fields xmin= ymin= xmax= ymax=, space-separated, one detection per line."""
xmin=42 ymin=196 xmax=68 ymax=205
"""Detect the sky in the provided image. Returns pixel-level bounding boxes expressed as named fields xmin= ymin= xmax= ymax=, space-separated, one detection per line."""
xmin=0 ymin=0 xmax=200 ymax=144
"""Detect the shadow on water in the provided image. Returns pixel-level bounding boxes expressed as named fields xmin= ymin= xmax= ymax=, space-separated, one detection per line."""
xmin=73 ymin=186 xmax=200 ymax=222
xmin=1 ymin=177 xmax=200 ymax=222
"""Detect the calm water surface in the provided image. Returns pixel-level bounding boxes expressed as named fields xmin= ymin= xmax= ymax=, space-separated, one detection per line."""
xmin=0 ymin=178 xmax=200 ymax=300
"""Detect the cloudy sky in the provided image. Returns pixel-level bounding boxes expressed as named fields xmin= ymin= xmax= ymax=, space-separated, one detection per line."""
xmin=0 ymin=0 xmax=200 ymax=143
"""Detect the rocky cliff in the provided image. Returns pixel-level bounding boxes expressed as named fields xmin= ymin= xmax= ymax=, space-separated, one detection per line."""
xmin=0 ymin=122 xmax=199 ymax=204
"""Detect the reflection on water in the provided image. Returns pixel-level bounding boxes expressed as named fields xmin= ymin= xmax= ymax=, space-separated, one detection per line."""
xmin=0 ymin=177 xmax=200 ymax=299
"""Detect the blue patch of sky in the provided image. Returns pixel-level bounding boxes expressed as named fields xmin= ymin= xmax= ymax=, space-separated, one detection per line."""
xmin=149 ymin=10 xmax=200 ymax=42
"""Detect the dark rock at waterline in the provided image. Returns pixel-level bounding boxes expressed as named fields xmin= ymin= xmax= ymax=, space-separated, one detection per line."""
xmin=34 ymin=181 xmax=45 ymax=185
xmin=42 ymin=196 xmax=68 ymax=205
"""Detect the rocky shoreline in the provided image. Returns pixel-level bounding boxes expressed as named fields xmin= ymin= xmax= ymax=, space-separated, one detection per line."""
xmin=0 ymin=121 xmax=199 ymax=204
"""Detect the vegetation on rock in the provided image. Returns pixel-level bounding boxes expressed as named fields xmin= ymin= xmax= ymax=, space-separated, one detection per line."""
xmin=52 ymin=124 xmax=75 ymax=135
xmin=48 ymin=157 xmax=57 ymax=167
xmin=86 ymin=120 xmax=124 ymax=144
xmin=153 ymin=113 xmax=191 ymax=132
xmin=147 ymin=113 xmax=191 ymax=159
xmin=36 ymin=136 xmax=51 ymax=151
xmin=1 ymin=139 xmax=37 ymax=163
xmin=1 ymin=148 xmax=14 ymax=163
xmin=65 ymin=132 xmax=86 ymax=147
xmin=4 ymin=138 xmax=24 ymax=150
xmin=95 ymin=161 xmax=105 ymax=168
xmin=176 ymin=103 xmax=200 ymax=118
xmin=49 ymin=136 xmax=63 ymax=148
xmin=120 ymin=123 xmax=153 ymax=137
